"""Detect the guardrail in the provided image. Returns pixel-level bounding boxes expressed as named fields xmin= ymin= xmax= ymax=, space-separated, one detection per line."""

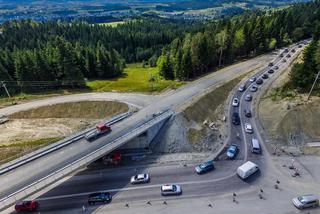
xmin=0 ymin=111 xmax=133 ymax=175
xmin=0 ymin=109 xmax=173 ymax=210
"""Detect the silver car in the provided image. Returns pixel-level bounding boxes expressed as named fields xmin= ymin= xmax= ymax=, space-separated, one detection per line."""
xmin=292 ymin=195 xmax=319 ymax=209
xmin=250 ymin=85 xmax=258 ymax=92
xmin=161 ymin=184 xmax=182 ymax=196
xmin=130 ymin=174 xmax=150 ymax=184
xmin=232 ymin=98 xmax=239 ymax=107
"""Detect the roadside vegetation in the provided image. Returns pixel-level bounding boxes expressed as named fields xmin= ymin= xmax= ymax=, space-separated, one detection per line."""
xmin=87 ymin=63 xmax=184 ymax=92
xmin=0 ymin=138 xmax=61 ymax=164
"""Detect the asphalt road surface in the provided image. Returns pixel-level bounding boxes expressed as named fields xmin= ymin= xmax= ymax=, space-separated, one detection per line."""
xmin=0 ymin=52 xmax=273 ymax=205
xmin=19 ymin=43 xmax=308 ymax=213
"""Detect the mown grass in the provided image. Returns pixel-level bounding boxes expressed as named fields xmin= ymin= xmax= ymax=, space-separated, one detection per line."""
xmin=0 ymin=138 xmax=61 ymax=164
xmin=87 ymin=63 xmax=184 ymax=93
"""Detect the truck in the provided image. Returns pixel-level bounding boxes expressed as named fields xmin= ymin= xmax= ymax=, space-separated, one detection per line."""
xmin=85 ymin=123 xmax=111 ymax=141
xmin=237 ymin=161 xmax=259 ymax=179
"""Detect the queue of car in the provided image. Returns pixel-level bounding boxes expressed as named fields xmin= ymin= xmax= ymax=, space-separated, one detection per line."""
xmin=14 ymin=45 xmax=316 ymax=213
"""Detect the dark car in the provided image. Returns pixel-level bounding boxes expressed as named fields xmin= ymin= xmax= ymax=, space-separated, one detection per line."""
xmin=284 ymin=48 xmax=289 ymax=53
xmin=244 ymin=109 xmax=252 ymax=118
xmin=268 ymin=62 xmax=273 ymax=67
xmin=227 ymin=144 xmax=239 ymax=159
xmin=88 ymin=192 xmax=112 ymax=205
xmin=274 ymin=65 xmax=279 ymax=70
xmin=15 ymin=200 xmax=38 ymax=212
xmin=291 ymin=49 xmax=296 ymax=53
xmin=280 ymin=53 xmax=284 ymax=57
xmin=262 ymin=73 xmax=269 ymax=79
xmin=282 ymin=59 xmax=287 ymax=63
xmin=286 ymin=54 xmax=291 ymax=58
xmin=195 ymin=160 xmax=215 ymax=174
xmin=268 ymin=69 xmax=274 ymax=74
xmin=232 ymin=112 xmax=240 ymax=125
xmin=298 ymin=44 xmax=302 ymax=48
xmin=256 ymin=78 xmax=263 ymax=85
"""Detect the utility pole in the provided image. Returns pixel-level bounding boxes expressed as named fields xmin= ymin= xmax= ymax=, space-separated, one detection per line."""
xmin=1 ymin=81 xmax=14 ymax=105
xmin=1 ymin=81 xmax=11 ymax=99
xmin=307 ymin=70 xmax=320 ymax=101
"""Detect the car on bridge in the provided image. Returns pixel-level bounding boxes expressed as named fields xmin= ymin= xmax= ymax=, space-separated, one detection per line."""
xmin=282 ymin=59 xmax=287 ymax=63
xmin=130 ymin=173 xmax=150 ymax=184
xmin=274 ymin=65 xmax=279 ymax=69
xmin=15 ymin=200 xmax=39 ymax=212
xmin=268 ymin=62 xmax=273 ymax=67
xmin=195 ymin=160 xmax=215 ymax=174
xmin=287 ymin=54 xmax=291 ymax=58
xmin=244 ymin=123 xmax=253 ymax=133
xmin=88 ymin=192 xmax=112 ymax=205
xmin=292 ymin=194 xmax=319 ymax=209
xmin=227 ymin=144 xmax=239 ymax=159
xmin=232 ymin=112 xmax=240 ymax=125
xmin=161 ymin=184 xmax=182 ymax=196
xmin=232 ymin=98 xmax=239 ymax=107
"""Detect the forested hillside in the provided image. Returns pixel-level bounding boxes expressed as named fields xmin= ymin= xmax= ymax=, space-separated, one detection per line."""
xmin=0 ymin=18 xmax=199 ymax=91
xmin=0 ymin=1 xmax=320 ymax=93
xmin=290 ymin=30 xmax=320 ymax=91
xmin=157 ymin=1 xmax=320 ymax=80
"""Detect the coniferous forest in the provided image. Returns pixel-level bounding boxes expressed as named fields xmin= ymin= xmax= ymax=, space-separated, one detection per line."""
xmin=0 ymin=1 xmax=320 ymax=93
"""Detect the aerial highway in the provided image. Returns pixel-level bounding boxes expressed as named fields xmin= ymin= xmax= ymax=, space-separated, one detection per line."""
xmin=0 ymin=51 xmax=274 ymax=210
xmin=2 ymin=42 xmax=314 ymax=214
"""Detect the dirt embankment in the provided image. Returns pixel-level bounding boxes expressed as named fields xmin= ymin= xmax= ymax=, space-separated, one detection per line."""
xmin=0 ymin=101 xmax=129 ymax=146
xmin=153 ymin=76 xmax=244 ymax=154
xmin=259 ymin=53 xmax=320 ymax=155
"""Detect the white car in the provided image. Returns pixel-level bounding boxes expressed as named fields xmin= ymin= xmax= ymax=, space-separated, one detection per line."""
xmin=161 ymin=184 xmax=182 ymax=196
xmin=292 ymin=195 xmax=319 ymax=209
xmin=249 ymin=77 xmax=256 ymax=82
xmin=245 ymin=94 xmax=253 ymax=101
xmin=244 ymin=123 xmax=253 ymax=133
xmin=238 ymin=84 xmax=246 ymax=92
xmin=232 ymin=98 xmax=239 ymax=107
xmin=130 ymin=174 xmax=150 ymax=184
xmin=250 ymin=85 xmax=258 ymax=92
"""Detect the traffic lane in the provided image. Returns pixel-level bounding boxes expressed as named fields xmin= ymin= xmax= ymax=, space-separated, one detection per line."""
xmin=0 ymin=52 xmax=274 ymax=199
xmin=0 ymin=110 xmax=151 ymax=198
xmin=32 ymin=175 xmax=255 ymax=213
xmin=39 ymin=159 xmax=243 ymax=199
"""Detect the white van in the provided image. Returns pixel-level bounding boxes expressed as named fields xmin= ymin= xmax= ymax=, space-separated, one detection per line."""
xmin=237 ymin=161 xmax=259 ymax=179
xmin=251 ymin=138 xmax=261 ymax=154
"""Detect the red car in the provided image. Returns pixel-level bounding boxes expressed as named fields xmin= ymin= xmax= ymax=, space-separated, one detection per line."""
xmin=15 ymin=200 xmax=38 ymax=212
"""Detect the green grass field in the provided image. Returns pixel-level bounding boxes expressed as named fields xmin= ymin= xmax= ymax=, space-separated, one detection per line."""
xmin=99 ymin=21 xmax=126 ymax=27
xmin=87 ymin=63 xmax=184 ymax=93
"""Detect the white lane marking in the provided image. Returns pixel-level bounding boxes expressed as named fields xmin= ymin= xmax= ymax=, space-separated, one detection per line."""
xmin=37 ymin=173 xmax=236 ymax=201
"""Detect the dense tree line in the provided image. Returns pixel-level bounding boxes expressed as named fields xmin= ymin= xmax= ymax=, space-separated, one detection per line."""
xmin=0 ymin=17 xmax=200 ymax=92
xmin=290 ymin=29 xmax=320 ymax=91
xmin=157 ymin=1 xmax=320 ymax=80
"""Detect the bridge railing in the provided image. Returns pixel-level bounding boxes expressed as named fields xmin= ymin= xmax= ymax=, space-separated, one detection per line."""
xmin=0 ymin=112 xmax=133 ymax=175
xmin=0 ymin=110 xmax=173 ymax=211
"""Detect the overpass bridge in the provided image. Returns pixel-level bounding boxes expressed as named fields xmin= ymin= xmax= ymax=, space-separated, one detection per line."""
xmin=0 ymin=109 xmax=173 ymax=210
